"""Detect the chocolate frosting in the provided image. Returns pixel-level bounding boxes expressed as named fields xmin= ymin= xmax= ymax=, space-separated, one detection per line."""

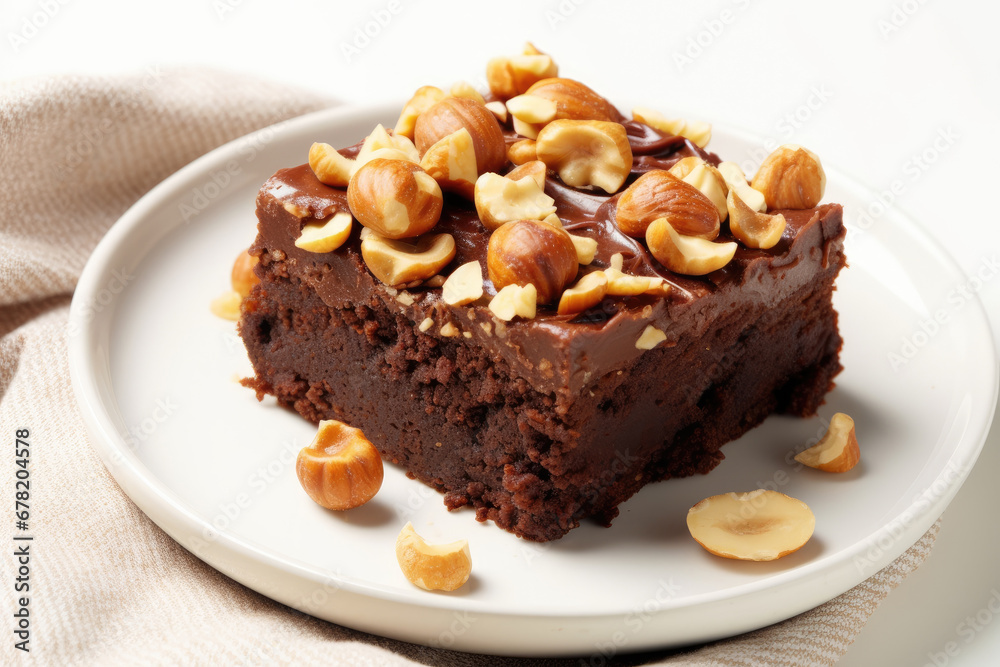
xmin=251 ymin=122 xmax=846 ymax=402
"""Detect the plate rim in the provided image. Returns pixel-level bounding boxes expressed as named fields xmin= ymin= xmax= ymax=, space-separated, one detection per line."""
xmin=68 ymin=103 xmax=999 ymax=655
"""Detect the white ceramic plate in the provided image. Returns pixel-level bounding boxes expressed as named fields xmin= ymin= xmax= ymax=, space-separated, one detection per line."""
xmin=69 ymin=105 xmax=998 ymax=657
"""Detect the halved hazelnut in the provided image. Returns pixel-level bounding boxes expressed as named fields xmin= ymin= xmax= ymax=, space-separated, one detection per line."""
xmin=645 ymin=218 xmax=737 ymax=276
xmin=485 ymin=49 xmax=558 ymax=100
xmin=442 ymin=260 xmax=484 ymax=306
xmin=448 ymin=80 xmax=486 ymax=105
xmin=487 ymin=219 xmax=578 ymax=304
xmin=604 ymin=268 xmax=668 ymax=296
xmin=635 ymin=324 xmax=666 ymax=350
xmin=419 ymin=128 xmax=480 ymax=199
xmin=395 ymin=86 xmax=447 ymax=140
xmin=727 ymin=190 xmax=787 ymax=250
xmin=414 ymin=97 xmax=506 ymax=175
xmin=348 ymin=159 xmax=443 ymax=239
xmin=794 ymin=413 xmax=860 ymax=473
xmin=360 ymin=231 xmax=456 ymax=286
xmin=632 ymin=106 xmax=712 ymax=148
xmin=484 ymin=101 xmax=508 ymax=123
xmin=535 ymin=120 xmax=633 ymax=194
xmin=616 ymin=170 xmax=720 ymax=239
xmin=296 ymin=420 xmax=383 ymax=511
xmin=395 ymin=522 xmax=472 ymax=592
xmin=557 ymin=271 xmax=608 ymax=315
xmin=355 ymin=124 xmax=420 ymax=166
xmin=751 ymin=145 xmax=826 ymax=210
xmin=526 ymin=78 xmax=620 ymax=122
xmin=488 ymin=283 xmax=537 ymax=321
xmin=309 ymin=142 xmax=355 ymax=188
xmin=686 ymin=490 xmax=815 ymax=561
xmin=512 ymin=116 xmax=543 ymax=140
xmin=294 ymin=211 xmax=354 ymax=253
xmin=231 ymin=249 xmax=259 ymax=298
xmin=506 ymin=94 xmax=558 ymax=124
xmin=667 ymin=156 xmax=705 ymax=180
xmin=678 ymin=163 xmax=728 ymax=221
xmin=508 ymin=139 xmax=538 ymax=165
xmin=474 ymin=172 xmax=556 ymax=231
xmin=506 ymin=160 xmax=547 ymax=190
xmin=568 ymin=234 xmax=598 ymax=265
xmin=718 ymin=161 xmax=767 ymax=212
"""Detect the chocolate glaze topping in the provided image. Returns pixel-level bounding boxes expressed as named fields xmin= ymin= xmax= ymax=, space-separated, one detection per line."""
xmin=253 ymin=121 xmax=845 ymax=399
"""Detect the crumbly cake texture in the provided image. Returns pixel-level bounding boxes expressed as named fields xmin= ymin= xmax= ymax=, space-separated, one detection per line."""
xmin=238 ymin=53 xmax=846 ymax=542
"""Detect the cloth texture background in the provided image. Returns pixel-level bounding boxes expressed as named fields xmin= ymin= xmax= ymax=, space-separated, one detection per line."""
xmin=0 ymin=69 xmax=939 ymax=666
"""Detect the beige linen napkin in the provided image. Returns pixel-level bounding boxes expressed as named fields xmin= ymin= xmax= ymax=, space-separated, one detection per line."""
xmin=0 ymin=70 xmax=939 ymax=666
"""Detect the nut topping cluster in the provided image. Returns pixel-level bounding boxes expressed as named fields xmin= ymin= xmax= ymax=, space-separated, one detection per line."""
xmin=292 ymin=44 xmax=829 ymax=336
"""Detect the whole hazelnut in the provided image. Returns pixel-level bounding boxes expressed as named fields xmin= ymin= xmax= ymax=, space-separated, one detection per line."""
xmin=414 ymin=97 xmax=506 ymax=175
xmin=487 ymin=219 xmax=578 ymax=304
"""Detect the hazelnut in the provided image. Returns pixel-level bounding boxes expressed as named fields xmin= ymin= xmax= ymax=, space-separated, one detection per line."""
xmin=635 ymin=324 xmax=667 ymax=350
xmin=488 ymin=283 xmax=537 ymax=321
xmin=666 ymin=156 xmax=705 ymax=180
xmin=395 ymin=86 xmax=447 ymax=140
xmin=718 ymin=161 xmax=766 ymax=212
xmin=360 ymin=231 xmax=456 ymax=287
xmin=354 ymin=124 xmax=420 ymax=166
xmin=507 ymin=139 xmax=538 ymax=165
xmin=487 ymin=219 xmax=579 ymax=304
xmin=751 ymin=144 xmax=826 ymax=210
xmin=505 ymin=94 xmax=557 ymax=125
xmin=686 ymin=490 xmax=815 ymax=561
xmin=210 ymin=290 xmax=242 ymax=321
xmin=794 ymin=412 xmax=860 ymax=473
xmin=645 ymin=218 xmax=737 ymax=276
xmin=604 ymin=268 xmax=668 ymax=297
xmin=484 ymin=100 xmax=508 ymax=123
xmin=231 ymin=249 xmax=259 ymax=298
xmin=448 ymin=80 xmax=486 ymax=105
xmin=296 ymin=420 xmax=384 ymax=511
xmin=727 ymin=190 xmax=787 ymax=250
xmin=414 ymin=97 xmax=506 ymax=175
xmin=294 ymin=211 xmax=354 ymax=253
xmin=309 ymin=142 xmax=355 ymax=188
xmin=485 ymin=48 xmax=558 ymax=100
xmin=632 ymin=106 xmax=712 ymax=148
xmin=568 ymin=234 xmax=598 ymax=265
xmin=525 ymin=78 xmax=620 ymax=122
xmin=474 ymin=172 xmax=556 ymax=231
xmin=442 ymin=260 xmax=484 ymax=306
xmin=535 ymin=120 xmax=633 ymax=194
xmin=615 ymin=171 xmax=720 ymax=239
xmin=395 ymin=522 xmax=472 ymax=592
xmin=673 ymin=163 xmax=729 ymax=221
xmin=348 ymin=159 xmax=443 ymax=239
xmin=506 ymin=160 xmax=547 ymax=190
xmin=557 ymin=271 xmax=608 ymax=315
xmin=419 ymin=128 xmax=480 ymax=199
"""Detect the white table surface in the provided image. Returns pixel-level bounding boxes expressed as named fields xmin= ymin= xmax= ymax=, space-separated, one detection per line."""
xmin=4 ymin=0 xmax=998 ymax=663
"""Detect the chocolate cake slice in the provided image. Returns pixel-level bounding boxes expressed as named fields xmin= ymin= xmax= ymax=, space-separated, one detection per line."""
xmin=238 ymin=62 xmax=845 ymax=542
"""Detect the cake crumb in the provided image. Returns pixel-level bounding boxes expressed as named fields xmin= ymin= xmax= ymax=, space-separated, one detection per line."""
xmin=419 ymin=317 xmax=434 ymax=332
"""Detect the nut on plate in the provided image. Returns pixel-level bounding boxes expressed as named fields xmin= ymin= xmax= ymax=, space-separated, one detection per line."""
xmin=295 ymin=420 xmax=384 ymax=511
xmin=487 ymin=218 xmax=579 ymax=304
xmin=645 ymin=218 xmax=736 ymax=276
xmin=686 ymin=490 xmax=815 ymax=561
xmin=727 ymin=190 xmax=786 ymax=250
xmin=474 ymin=171 xmax=556 ymax=231
xmin=361 ymin=231 xmax=456 ymax=287
xmin=751 ymin=144 xmax=826 ymax=210
xmin=348 ymin=159 xmax=443 ymax=239
xmin=294 ymin=211 xmax=354 ymax=253
xmin=794 ymin=412 xmax=860 ymax=473
xmin=486 ymin=45 xmax=558 ymax=100
xmin=535 ymin=120 xmax=633 ymax=194
xmin=414 ymin=97 xmax=507 ymax=175
xmin=616 ymin=170 xmax=720 ymax=239
xmin=231 ymin=249 xmax=259 ymax=298
xmin=395 ymin=522 xmax=472 ymax=591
